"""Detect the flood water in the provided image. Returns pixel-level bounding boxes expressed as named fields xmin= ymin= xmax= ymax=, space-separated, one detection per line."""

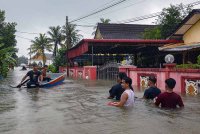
xmin=0 ymin=68 xmax=200 ymax=134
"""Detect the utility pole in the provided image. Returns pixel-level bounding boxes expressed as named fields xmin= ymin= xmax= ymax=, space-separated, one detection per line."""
xmin=66 ymin=16 xmax=69 ymax=77
xmin=28 ymin=47 xmax=32 ymax=66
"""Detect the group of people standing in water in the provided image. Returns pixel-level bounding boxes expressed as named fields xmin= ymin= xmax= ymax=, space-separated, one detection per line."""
xmin=108 ymin=72 xmax=184 ymax=109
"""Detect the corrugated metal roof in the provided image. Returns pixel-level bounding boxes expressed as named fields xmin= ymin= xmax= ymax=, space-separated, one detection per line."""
xmin=159 ymin=42 xmax=200 ymax=51
xmin=168 ymin=9 xmax=200 ymax=40
xmin=67 ymin=39 xmax=182 ymax=59
xmin=96 ymin=23 xmax=157 ymax=39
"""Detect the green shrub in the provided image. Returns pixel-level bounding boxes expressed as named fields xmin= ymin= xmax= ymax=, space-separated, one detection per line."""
xmin=48 ymin=64 xmax=57 ymax=73
xmin=197 ymin=55 xmax=200 ymax=65
xmin=176 ymin=64 xmax=200 ymax=69
xmin=53 ymin=48 xmax=67 ymax=72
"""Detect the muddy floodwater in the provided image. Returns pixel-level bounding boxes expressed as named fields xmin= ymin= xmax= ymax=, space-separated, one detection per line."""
xmin=0 ymin=68 xmax=200 ymax=134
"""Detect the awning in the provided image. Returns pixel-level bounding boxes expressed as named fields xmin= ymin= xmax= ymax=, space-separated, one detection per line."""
xmin=67 ymin=39 xmax=182 ymax=59
xmin=159 ymin=42 xmax=200 ymax=52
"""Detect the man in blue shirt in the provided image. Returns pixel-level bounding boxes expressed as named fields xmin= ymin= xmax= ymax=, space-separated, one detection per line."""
xmin=143 ymin=76 xmax=161 ymax=100
xmin=108 ymin=72 xmax=127 ymax=100
xmin=17 ymin=64 xmax=43 ymax=88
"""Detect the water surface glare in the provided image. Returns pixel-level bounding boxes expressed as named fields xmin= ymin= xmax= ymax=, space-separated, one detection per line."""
xmin=0 ymin=68 xmax=200 ymax=134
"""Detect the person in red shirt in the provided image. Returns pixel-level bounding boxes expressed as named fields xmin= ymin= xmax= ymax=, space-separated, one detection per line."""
xmin=155 ymin=78 xmax=184 ymax=109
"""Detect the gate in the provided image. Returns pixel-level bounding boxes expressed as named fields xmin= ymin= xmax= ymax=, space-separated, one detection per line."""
xmin=97 ymin=62 xmax=121 ymax=80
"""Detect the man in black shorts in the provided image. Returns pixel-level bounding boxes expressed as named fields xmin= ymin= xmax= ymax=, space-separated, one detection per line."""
xmin=143 ymin=76 xmax=161 ymax=100
xmin=17 ymin=64 xmax=43 ymax=88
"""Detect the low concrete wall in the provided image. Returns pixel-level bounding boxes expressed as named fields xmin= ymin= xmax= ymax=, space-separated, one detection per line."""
xmin=119 ymin=64 xmax=200 ymax=94
xmin=60 ymin=64 xmax=200 ymax=94
xmin=59 ymin=66 xmax=97 ymax=80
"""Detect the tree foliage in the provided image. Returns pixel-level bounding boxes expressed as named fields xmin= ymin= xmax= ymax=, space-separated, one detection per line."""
xmin=0 ymin=43 xmax=16 ymax=77
xmin=53 ymin=47 xmax=67 ymax=72
xmin=143 ymin=3 xmax=192 ymax=39
xmin=92 ymin=18 xmax=111 ymax=35
xmin=0 ymin=10 xmax=17 ymax=78
xmin=62 ymin=23 xmax=82 ymax=49
xmin=17 ymin=56 xmax=28 ymax=66
xmin=31 ymin=34 xmax=52 ymax=66
xmin=197 ymin=55 xmax=200 ymax=65
xmin=143 ymin=27 xmax=161 ymax=39
xmin=47 ymin=26 xmax=64 ymax=57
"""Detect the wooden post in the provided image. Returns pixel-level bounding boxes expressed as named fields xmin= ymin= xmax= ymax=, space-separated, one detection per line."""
xmin=182 ymin=52 xmax=186 ymax=64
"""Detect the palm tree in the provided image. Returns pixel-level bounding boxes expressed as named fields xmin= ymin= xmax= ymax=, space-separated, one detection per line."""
xmin=47 ymin=26 xmax=63 ymax=57
xmin=62 ymin=22 xmax=82 ymax=49
xmin=31 ymin=34 xmax=52 ymax=66
xmin=99 ymin=18 xmax=111 ymax=24
xmin=92 ymin=18 xmax=111 ymax=35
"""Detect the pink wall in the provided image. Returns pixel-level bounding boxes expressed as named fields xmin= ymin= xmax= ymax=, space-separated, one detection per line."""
xmin=119 ymin=65 xmax=200 ymax=93
xmin=59 ymin=66 xmax=97 ymax=80
xmin=60 ymin=65 xmax=200 ymax=94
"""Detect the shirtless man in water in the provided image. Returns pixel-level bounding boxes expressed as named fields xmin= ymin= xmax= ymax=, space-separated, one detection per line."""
xmin=41 ymin=65 xmax=51 ymax=82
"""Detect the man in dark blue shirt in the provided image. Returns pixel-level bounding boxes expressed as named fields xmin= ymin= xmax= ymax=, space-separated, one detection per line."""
xmin=17 ymin=64 xmax=43 ymax=88
xmin=143 ymin=76 xmax=161 ymax=100
xmin=108 ymin=72 xmax=127 ymax=100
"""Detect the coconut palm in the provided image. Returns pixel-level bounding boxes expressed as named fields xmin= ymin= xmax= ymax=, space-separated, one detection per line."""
xmin=62 ymin=22 xmax=82 ymax=49
xmin=31 ymin=34 xmax=52 ymax=66
xmin=99 ymin=18 xmax=111 ymax=24
xmin=47 ymin=26 xmax=63 ymax=57
xmin=92 ymin=18 xmax=111 ymax=35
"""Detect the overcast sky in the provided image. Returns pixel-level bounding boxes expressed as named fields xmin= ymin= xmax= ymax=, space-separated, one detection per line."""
xmin=0 ymin=0 xmax=200 ymax=57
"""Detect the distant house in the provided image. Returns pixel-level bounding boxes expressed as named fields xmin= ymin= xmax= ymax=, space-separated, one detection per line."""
xmin=28 ymin=53 xmax=53 ymax=66
xmin=66 ymin=23 xmax=179 ymax=67
xmin=159 ymin=9 xmax=200 ymax=64
xmin=94 ymin=23 xmax=157 ymax=39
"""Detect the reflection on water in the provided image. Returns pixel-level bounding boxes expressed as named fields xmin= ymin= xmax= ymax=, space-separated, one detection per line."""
xmin=0 ymin=68 xmax=200 ymax=134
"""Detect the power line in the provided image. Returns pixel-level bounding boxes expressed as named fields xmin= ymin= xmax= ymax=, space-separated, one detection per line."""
xmin=115 ymin=0 xmax=200 ymax=23
xmin=87 ymin=0 xmax=120 ymax=13
xmin=75 ymin=0 xmax=147 ymax=22
xmin=16 ymin=31 xmax=40 ymax=35
xmin=76 ymin=24 xmax=95 ymax=27
xmin=70 ymin=0 xmax=129 ymax=23
xmin=15 ymin=1 xmax=200 ymax=37
xmin=116 ymin=12 xmax=161 ymax=23
xmin=75 ymin=0 xmax=200 ymax=27
xmin=16 ymin=35 xmax=33 ymax=41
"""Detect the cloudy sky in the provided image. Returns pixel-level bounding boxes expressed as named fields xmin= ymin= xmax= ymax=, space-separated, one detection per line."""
xmin=0 ymin=0 xmax=200 ymax=57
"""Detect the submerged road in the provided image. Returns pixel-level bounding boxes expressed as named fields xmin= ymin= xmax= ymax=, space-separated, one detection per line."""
xmin=0 ymin=68 xmax=200 ymax=134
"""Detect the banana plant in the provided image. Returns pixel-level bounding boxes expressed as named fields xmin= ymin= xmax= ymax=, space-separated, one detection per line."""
xmin=0 ymin=43 xmax=16 ymax=78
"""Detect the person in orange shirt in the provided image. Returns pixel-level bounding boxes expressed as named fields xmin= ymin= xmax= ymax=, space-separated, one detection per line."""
xmin=41 ymin=65 xmax=51 ymax=82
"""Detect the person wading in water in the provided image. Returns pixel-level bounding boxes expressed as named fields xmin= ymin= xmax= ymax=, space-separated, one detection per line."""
xmin=111 ymin=77 xmax=135 ymax=107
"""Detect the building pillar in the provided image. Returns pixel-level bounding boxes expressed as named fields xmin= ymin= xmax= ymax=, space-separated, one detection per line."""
xmin=182 ymin=52 xmax=186 ymax=64
xmin=92 ymin=45 xmax=94 ymax=66
xmin=163 ymin=63 xmax=176 ymax=79
xmin=134 ymin=53 xmax=137 ymax=65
